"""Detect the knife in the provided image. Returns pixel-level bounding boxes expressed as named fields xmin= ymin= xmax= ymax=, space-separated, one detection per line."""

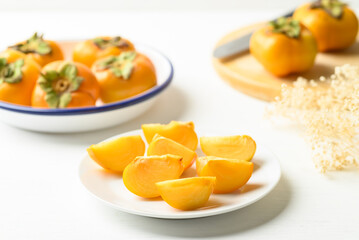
xmin=213 ymin=10 xmax=295 ymax=59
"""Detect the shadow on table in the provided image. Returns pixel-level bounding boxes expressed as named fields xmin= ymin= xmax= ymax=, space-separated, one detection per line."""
xmin=105 ymin=174 xmax=291 ymax=238
xmin=20 ymin=85 xmax=188 ymax=146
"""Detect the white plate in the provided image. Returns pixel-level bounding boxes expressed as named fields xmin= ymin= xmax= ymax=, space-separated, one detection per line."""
xmin=0 ymin=41 xmax=173 ymax=133
xmin=78 ymin=129 xmax=281 ymax=219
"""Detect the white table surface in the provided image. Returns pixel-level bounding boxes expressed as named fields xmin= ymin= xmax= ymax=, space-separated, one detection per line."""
xmin=1 ymin=10 xmax=359 ymax=240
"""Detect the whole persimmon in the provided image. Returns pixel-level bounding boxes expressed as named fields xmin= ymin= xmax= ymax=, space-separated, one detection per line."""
xmin=0 ymin=49 xmax=41 ymax=106
xmin=250 ymin=17 xmax=317 ymax=77
xmin=92 ymin=51 xmax=156 ymax=103
xmin=73 ymin=36 xmax=135 ymax=67
xmin=32 ymin=61 xmax=99 ymax=108
xmin=294 ymin=0 xmax=358 ymax=52
xmin=9 ymin=33 xmax=64 ymax=67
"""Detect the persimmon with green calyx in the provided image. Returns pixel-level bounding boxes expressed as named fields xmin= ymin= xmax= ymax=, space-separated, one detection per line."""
xmin=293 ymin=0 xmax=358 ymax=52
xmin=0 ymin=49 xmax=41 ymax=106
xmin=9 ymin=33 xmax=64 ymax=67
xmin=92 ymin=51 xmax=157 ymax=103
xmin=250 ymin=17 xmax=317 ymax=77
xmin=156 ymin=177 xmax=216 ymax=210
xmin=31 ymin=61 xmax=99 ymax=108
xmin=73 ymin=36 xmax=135 ymax=67
xmin=87 ymin=135 xmax=145 ymax=173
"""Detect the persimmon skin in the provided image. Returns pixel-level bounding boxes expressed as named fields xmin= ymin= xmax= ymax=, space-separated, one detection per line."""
xmin=10 ymin=40 xmax=64 ymax=67
xmin=250 ymin=23 xmax=317 ymax=77
xmin=294 ymin=3 xmax=359 ymax=52
xmin=73 ymin=37 xmax=135 ymax=67
xmin=92 ymin=53 xmax=157 ymax=103
xmin=0 ymin=49 xmax=41 ymax=106
xmin=0 ymin=49 xmax=27 ymax=62
xmin=31 ymin=61 xmax=100 ymax=108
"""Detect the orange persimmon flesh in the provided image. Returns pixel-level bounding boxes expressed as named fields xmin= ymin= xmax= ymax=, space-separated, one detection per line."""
xmin=196 ymin=156 xmax=253 ymax=194
xmin=87 ymin=135 xmax=145 ymax=173
xmin=200 ymin=135 xmax=256 ymax=161
xmin=156 ymin=177 xmax=216 ymax=210
xmin=147 ymin=134 xmax=197 ymax=170
xmin=142 ymin=121 xmax=198 ymax=151
xmin=123 ymin=154 xmax=184 ymax=198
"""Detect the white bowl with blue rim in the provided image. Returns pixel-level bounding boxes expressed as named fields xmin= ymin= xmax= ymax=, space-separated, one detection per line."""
xmin=0 ymin=41 xmax=173 ymax=133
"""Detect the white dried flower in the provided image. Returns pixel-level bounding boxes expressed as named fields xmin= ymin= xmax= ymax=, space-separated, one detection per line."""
xmin=267 ymin=64 xmax=359 ymax=172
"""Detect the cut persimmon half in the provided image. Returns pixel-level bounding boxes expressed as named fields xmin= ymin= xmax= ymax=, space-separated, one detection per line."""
xmin=87 ymin=135 xmax=145 ymax=173
xmin=147 ymin=134 xmax=197 ymax=170
xmin=156 ymin=177 xmax=216 ymax=210
xmin=123 ymin=154 xmax=184 ymax=198
xmin=200 ymin=135 xmax=256 ymax=161
xmin=196 ymin=156 xmax=253 ymax=194
xmin=142 ymin=121 xmax=198 ymax=151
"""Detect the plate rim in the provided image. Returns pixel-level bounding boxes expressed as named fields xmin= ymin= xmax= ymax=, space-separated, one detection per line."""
xmin=0 ymin=43 xmax=174 ymax=116
xmin=78 ymin=129 xmax=282 ymax=219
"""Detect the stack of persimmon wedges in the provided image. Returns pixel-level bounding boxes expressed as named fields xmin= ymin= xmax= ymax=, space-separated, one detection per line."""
xmin=0 ymin=33 xmax=156 ymax=108
xmin=87 ymin=121 xmax=257 ymax=211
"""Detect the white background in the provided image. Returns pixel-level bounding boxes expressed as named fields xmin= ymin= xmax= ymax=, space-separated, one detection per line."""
xmin=1 ymin=1 xmax=359 ymax=240
xmin=1 ymin=0 xmax=358 ymax=11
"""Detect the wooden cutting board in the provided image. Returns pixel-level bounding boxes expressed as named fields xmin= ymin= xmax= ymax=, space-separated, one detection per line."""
xmin=212 ymin=23 xmax=359 ymax=101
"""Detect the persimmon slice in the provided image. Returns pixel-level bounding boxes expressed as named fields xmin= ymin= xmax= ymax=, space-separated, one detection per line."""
xmin=123 ymin=155 xmax=184 ymax=198
xmin=156 ymin=177 xmax=216 ymax=210
xmin=142 ymin=121 xmax=198 ymax=151
xmin=196 ymin=156 xmax=253 ymax=194
xmin=87 ymin=135 xmax=145 ymax=173
xmin=147 ymin=134 xmax=197 ymax=170
xmin=200 ymin=135 xmax=256 ymax=161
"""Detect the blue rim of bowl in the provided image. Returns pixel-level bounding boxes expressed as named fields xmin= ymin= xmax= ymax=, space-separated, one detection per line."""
xmin=0 ymin=50 xmax=173 ymax=116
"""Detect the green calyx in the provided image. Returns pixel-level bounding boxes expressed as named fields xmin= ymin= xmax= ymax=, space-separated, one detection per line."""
xmin=269 ymin=17 xmax=301 ymax=38
xmin=97 ymin=51 xmax=136 ymax=80
xmin=38 ymin=63 xmax=84 ymax=108
xmin=0 ymin=58 xmax=24 ymax=84
xmin=311 ymin=0 xmax=346 ymax=18
xmin=92 ymin=36 xmax=130 ymax=50
xmin=9 ymin=33 xmax=52 ymax=55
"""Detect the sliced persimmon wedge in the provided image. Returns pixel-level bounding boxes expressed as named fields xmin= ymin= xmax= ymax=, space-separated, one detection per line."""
xmin=87 ymin=135 xmax=145 ymax=173
xmin=147 ymin=134 xmax=197 ymax=170
xmin=123 ymin=154 xmax=184 ymax=198
xmin=200 ymin=135 xmax=256 ymax=161
xmin=142 ymin=121 xmax=198 ymax=151
xmin=196 ymin=156 xmax=253 ymax=194
xmin=156 ymin=177 xmax=216 ymax=210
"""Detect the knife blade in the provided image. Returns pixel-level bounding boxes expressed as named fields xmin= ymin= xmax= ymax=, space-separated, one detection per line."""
xmin=213 ymin=10 xmax=295 ymax=59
